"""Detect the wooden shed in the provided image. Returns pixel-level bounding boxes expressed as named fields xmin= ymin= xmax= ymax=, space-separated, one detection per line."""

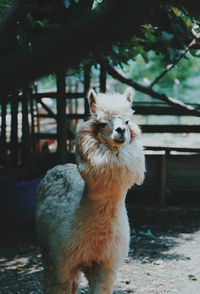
xmin=0 ymin=65 xmax=200 ymax=211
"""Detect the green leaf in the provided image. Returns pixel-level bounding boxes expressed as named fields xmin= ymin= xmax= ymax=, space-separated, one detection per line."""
xmin=0 ymin=0 xmax=11 ymax=17
xmin=171 ymin=6 xmax=181 ymax=17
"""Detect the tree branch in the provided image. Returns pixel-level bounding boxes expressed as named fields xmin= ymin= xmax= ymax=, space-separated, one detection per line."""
xmin=97 ymin=55 xmax=200 ymax=117
xmin=0 ymin=0 xmax=200 ymax=95
xmin=0 ymin=2 xmax=150 ymax=95
xmin=150 ymin=39 xmax=197 ymax=87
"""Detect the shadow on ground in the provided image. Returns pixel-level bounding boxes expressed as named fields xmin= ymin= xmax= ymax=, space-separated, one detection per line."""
xmin=128 ymin=206 xmax=200 ymax=262
xmin=0 ymin=207 xmax=200 ymax=293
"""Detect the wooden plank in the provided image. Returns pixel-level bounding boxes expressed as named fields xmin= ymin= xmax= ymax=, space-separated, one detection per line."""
xmin=21 ymin=88 xmax=31 ymax=167
xmin=167 ymin=178 xmax=200 ymax=189
xmin=0 ymin=96 xmax=7 ymax=166
xmin=167 ymin=169 xmax=200 ymax=178
xmin=158 ymin=154 xmax=167 ymax=207
xmin=84 ymin=65 xmax=91 ymax=119
xmin=56 ymin=71 xmax=67 ymax=164
xmin=168 ymin=156 xmax=200 ymax=169
xmin=33 ymin=92 xmax=84 ymax=99
xmin=30 ymin=93 xmax=37 ymax=169
xmin=32 ymin=97 xmax=199 ymax=116
xmin=10 ymin=93 xmax=18 ymax=166
xmin=34 ymin=113 xmax=85 ymax=119
xmin=35 ymin=132 xmax=74 ymax=140
xmin=134 ymin=104 xmax=200 ymax=116
xmin=145 ymin=146 xmax=200 ymax=153
xmin=141 ymin=125 xmax=200 ymax=133
xmin=100 ymin=64 xmax=107 ymax=93
xmin=34 ymin=133 xmax=58 ymax=140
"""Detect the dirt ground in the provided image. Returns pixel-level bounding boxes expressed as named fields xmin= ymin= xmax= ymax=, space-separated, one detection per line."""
xmin=0 ymin=207 xmax=200 ymax=294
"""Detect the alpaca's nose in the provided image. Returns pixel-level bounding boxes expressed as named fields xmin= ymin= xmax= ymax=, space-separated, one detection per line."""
xmin=115 ymin=127 xmax=125 ymax=135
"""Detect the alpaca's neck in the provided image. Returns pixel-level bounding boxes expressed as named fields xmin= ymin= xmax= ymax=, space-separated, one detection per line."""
xmin=84 ymin=184 xmax=126 ymax=204
xmin=79 ymin=164 xmax=129 ymax=217
xmin=78 ymin=156 xmax=134 ymax=202
xmin=80 ymin=185 xmax=126 ymax=222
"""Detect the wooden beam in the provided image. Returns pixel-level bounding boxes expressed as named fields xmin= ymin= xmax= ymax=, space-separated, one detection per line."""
xmin=134 ymin=104 xmax=200 ymax=116
xmin=34 ymin=113 xmax=85 ymax=119
xmin=0 ymin=96 xmax=7 ymax=166
xmin=30 ymin=93 xmax=37 ymax=169
xmin=141 ymin=125 xmax=200 ymax=133
xmin=33 ymin=92 xmax=84 ymax=99
xmin=158 ymin=153 xmax=167 ymax=208
xmin=145 ymin=146 xmax=200 ymax=153
xmin=100 ymin=64 xmax=107 ymax=93
xmin=56 ymin=71 xmax=67 ymax=164
xmin=84 ymin=65 xmax=91 ymax=119
xmin=21 ymin=88 xmax=31 ymax=167
xmin=10 ymin=93 xmax=19 ymax=166
xmin=35 ymin=132 xmax=74 ymax=140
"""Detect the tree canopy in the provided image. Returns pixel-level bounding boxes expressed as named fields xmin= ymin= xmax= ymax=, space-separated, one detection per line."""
xmin=0 ymin=0 xmax=200 ymax=114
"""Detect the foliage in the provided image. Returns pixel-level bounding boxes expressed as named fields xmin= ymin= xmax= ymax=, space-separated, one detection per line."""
xmin=125 ymin=51 xmax=200 ymax=103
xmin=106 ymin=6 xmax=199 ymax=65
xmin=1 ymin=0 xmax=199 ymax=65
xmin=0 ymin=0 xmax=200 ymax=98
xmin=0 ymin=0 xmax=11 ymax=17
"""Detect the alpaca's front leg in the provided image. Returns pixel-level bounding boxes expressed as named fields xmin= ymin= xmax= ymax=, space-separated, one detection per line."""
xmin=85 ymin=263 xmax=117 ymax=294
xmin=44 ymin=281 xmax=72 ymax=294
xmin=43 ymin=270 xmax=79 ymax=294
xmin=42 ymin=254 xmax=80 ymax=294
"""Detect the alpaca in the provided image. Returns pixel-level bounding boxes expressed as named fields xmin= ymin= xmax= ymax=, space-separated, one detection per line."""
xmin=36 ymin=88 xmax=145 ymax=294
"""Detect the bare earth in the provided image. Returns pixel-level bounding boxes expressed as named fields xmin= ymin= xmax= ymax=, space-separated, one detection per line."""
xmin=0 ymin=207 xmax=200 ymax=294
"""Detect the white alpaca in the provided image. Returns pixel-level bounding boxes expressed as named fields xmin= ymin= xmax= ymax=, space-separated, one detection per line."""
xmin=36 ymin=88 xmax=145 ymax=294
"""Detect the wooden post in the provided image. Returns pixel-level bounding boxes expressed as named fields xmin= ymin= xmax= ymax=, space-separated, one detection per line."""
xmin=84 ymin=65 xmax=91 ymax=119
xmin=30 ymin=89 xmax=37 ymax=170
xmin=158 ymin=152 xmax=167 ymax=207
xmin=34 ymin=84 xmax=41 ymax=152
xmin=10 ymin=93 xmax=19 ymax=166
xmin=21 ymin=88 xmax=31 ymax=167
xmin=100 ymin=64 xmax=107 ymax=93
xmin=0 ymin=96 xmax=7 ymax=166
xmin=56 ymin=71 xmax=67 ymax=164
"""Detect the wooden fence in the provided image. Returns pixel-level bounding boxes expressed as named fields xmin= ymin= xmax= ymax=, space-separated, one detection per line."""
xmin=0 ymin=66 xmax=200 ymax=206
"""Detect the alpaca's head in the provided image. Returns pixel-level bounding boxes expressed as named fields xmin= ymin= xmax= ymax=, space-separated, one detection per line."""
xmin=87 ymin=88 xmax=135 ymax=151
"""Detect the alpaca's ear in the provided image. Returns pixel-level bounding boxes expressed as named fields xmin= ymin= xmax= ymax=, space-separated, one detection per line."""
xmin=124 ymin=87 xmax=133 ymax=104
xmin=87 ymin=89 xmax=97 ymax=113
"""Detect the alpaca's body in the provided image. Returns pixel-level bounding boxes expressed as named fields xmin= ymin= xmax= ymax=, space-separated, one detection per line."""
xmin=36 ymin=90 xmax=145 ymax=294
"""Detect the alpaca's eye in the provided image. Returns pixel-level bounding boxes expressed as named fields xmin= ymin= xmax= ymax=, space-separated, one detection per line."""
xmin=100 ymin=123 xmax=107 ymax=128
xmin=126 ymin=121 xmax=129 ymax=125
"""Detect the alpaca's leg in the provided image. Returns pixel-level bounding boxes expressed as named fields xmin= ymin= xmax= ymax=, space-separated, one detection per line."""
xmin=47 ymin=271 xmax=80 ymax=294
xmin=41 ymin=248 xmax=80 ymax=294
xmin=43 ymin=261 xmax=72 ymax=294
xmin=93 ymin=267 xmax=116 ymax=294
xmin=43 ymin=264 xmax=80 ymax=294
xmin=84 ymin=263 xmax=117 ymax=294
xmin=84 ymin=264 xmax=98 ymax=294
